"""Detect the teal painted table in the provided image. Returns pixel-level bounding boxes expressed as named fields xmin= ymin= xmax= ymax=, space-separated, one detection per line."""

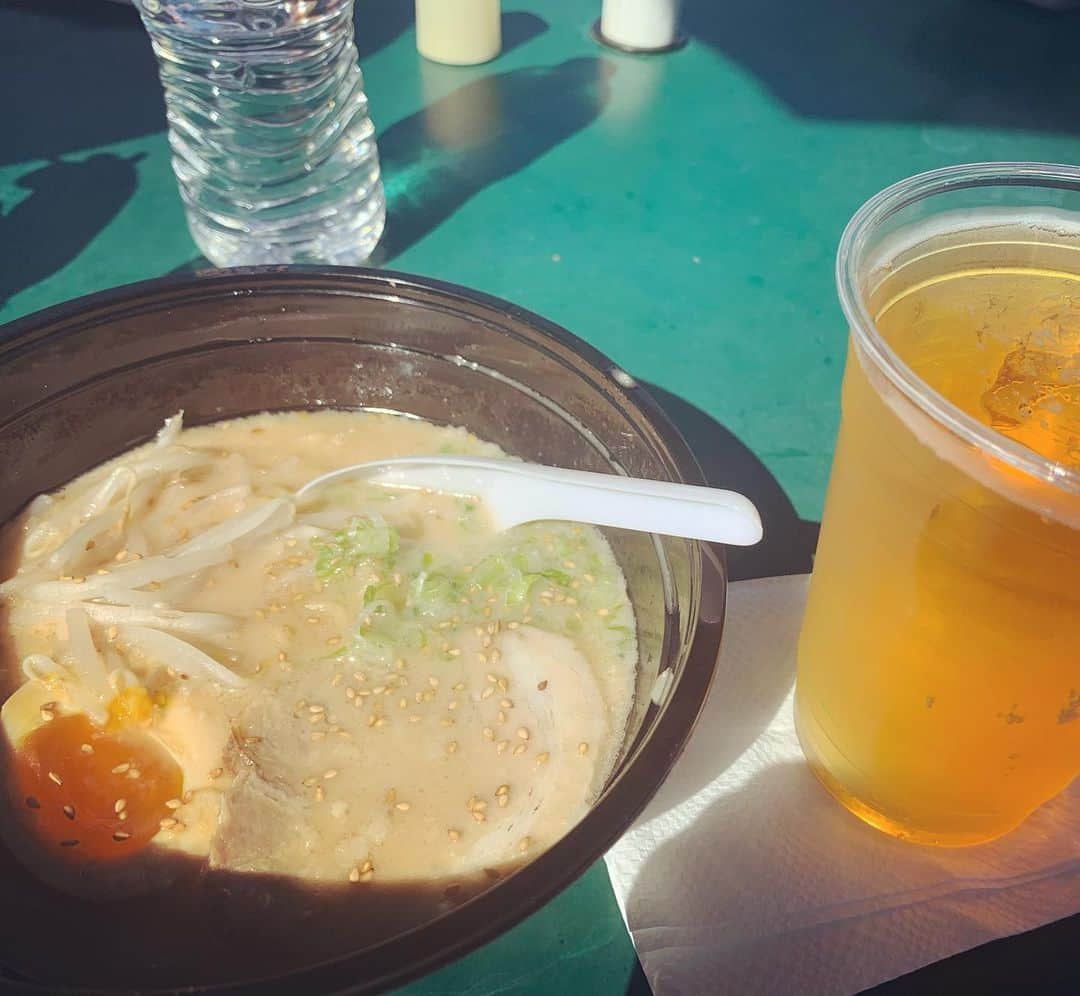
xmin=2 ymin=1 xmax=1078 ymax=992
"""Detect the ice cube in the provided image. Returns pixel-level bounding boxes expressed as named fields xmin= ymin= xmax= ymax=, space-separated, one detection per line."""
xmin=981 ymin=327 xmax=1080 ymax=466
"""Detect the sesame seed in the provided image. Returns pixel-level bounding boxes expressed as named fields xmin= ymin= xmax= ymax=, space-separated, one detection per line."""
xmin=446 ymin=741 xmax=458 ymax=754
xmin=518 ymin=837 xmax=532 ymax=853
xmin=348 ymin=867 xmax=361 ymax=883
xmin=360 ymin=858 xmax=374 ymax=874
xmin=516 ymin=727 xmax=530 ymax=741
xmin=498 ymin=795 xmax=509 ymax=808
xmin=481 ymin=685 xmax=496 ymax=700
xmin=354 ymin=672 xmax=367 ymax=683
xmin=375 ymin=717 xmax=389 ymax=727
xmin=310 ymin=732 xmax=326 ymax=742
xmin=495 ymin=784 xmax=509 ymax=796
xmin=309 ymin=704 xmax=325 ymax=714
xmin=578 ymin=742 xmax=589 ymax=755
xmin=346 ymin=688 xmax=356 ymax=700
xmin=496 ymin=740 xmax=509 ymax=755
xmin=160 ymin=817 xmax=178 ymax=830
xmin=596 ymin=608 xmax=609 ymax=617
xmin=537 ymin=680 xmax=549 ymax=691
xmin=513 ymin=744 xmax=527 ymax=756
xmin=372 ymin=685 xmax=386 ymax=695
xmin=302 ymin=777 xmax=317 ymax=787
xmin=47 ymin=771 xmax=62 ymax=786
xmin=447 ymin=700 xmax=459 ymax=710
xmin=314 ymin=786 xmax=325 ymax=802
xmin=165 ymin=798 xmax=182 ymax=810
xmin=497 ymin=710 xmax=507 ymax=724
xmin=114 ymin=799 xmax=127 ymax=814
xmin=112 ymin=831 xmax=131 ymax=842
xmin=323 ymin=769 xmax=338 ymax=780
xmin=367 ymin=715 xmax=378 ymax=727
xmin=448 ymin=828 xmax=461 ymax=842
xmin=399 ymin=697 xmax=408 ymax=709
xmin=25 ymin=797 xmax=40 ymax=810
xmin=497 ymin=678 xmax=509 ymax=692
xmin=482 ymin=727 xmax=495 ymax=741
xmin=472 ymin=811 xmax=487 ymax=823
xmin=448 ymin=648 xmax=462 ymax=658
xmin=500 ymin=699 xmax=513 ymax=709
xmin=331 ymin=673 xmax=343 ymax=687
xmin=395 ymin=802 xmax=411 ymax=811
xmin=62 ymin=804 xmax=75 ymax=820
xmin=490 ymin=649 xmax=502 ymax=665
xmin=428 ymin=677 xmax=439 ymax=689
xmin=535 ymin=752 xmax=550 ymax=766
xmin=80 ymin=743 xmax=94 ymax=755
xmin=39 ymin=705 xmax=56 ymax=722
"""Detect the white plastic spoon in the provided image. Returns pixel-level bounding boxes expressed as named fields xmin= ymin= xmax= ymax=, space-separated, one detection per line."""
xmin=297 ymin=456 xmax=762 ymax=546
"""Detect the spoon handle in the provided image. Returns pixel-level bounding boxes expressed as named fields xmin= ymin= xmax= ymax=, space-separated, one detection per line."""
xmin=299 ymin=457 xmax=762 ymax=546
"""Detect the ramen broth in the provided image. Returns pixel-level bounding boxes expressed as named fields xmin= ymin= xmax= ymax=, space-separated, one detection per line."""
xmin=0 ymin=410 xmax=637 ymax=986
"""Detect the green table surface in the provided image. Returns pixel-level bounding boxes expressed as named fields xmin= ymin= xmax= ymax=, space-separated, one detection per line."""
xmin=1 ymin=1 xmax=1078 ymax=993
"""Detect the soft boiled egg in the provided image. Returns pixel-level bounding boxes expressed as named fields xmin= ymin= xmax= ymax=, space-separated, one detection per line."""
xmin=1 ymin=675 xmax=228 ymax=863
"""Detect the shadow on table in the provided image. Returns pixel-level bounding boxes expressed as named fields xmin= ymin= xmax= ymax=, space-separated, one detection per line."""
xmin=868 ymin=912 xmax=1080 ymax=994
xmin=642 ymin=382 xmax=819 ymax=582
xmin=0 ymin=153 xmax=145 ymax=310
xmin=0 ymin=0 xmax=549 ymax=170
xmin=0 ymin=0 xmax=159 ymax=167
xmin=378 ymin=56 xmax=615 ymax=260
xmin=683 ymin=0 xmax=1080 ymax=134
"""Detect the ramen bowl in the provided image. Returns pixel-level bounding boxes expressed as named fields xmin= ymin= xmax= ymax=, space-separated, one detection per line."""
xmin=0 ymin=267 xmax=726 ymax=995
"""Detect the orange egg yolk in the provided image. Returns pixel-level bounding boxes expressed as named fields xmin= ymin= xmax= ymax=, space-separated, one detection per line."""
xmin=13 ymin=712 xmax=183 ymax=861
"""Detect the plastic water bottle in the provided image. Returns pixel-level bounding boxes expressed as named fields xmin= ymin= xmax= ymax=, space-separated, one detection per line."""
xmin=134 ymin=0 xmax=385 ymax=266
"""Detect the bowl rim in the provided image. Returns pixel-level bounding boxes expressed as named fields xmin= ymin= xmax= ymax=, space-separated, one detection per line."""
xmin=0 ymin=265 xmax=728 ymax=996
